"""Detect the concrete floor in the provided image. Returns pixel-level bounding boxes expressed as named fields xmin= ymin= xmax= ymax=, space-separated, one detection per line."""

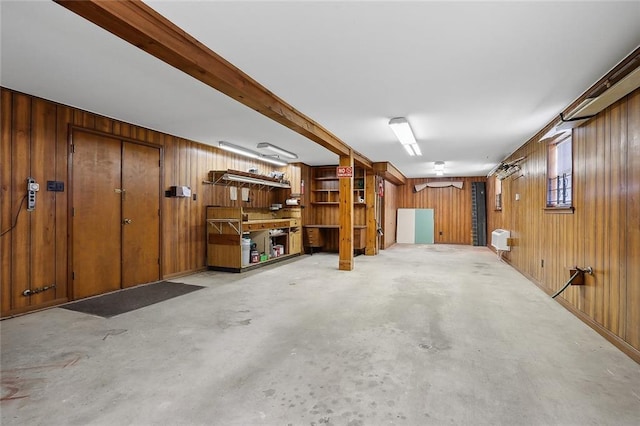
xmin=2 ymin=245 xmax=639 ymax=425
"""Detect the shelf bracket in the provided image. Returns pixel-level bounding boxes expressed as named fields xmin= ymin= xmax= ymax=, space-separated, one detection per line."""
xmin=206 ymin=218 xmax=240 ymax=235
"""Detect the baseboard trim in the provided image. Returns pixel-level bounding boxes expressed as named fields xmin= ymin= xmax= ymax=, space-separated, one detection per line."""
xmin=1 ymin=298 xmax=70 ymax=320
xmin=163 ymin=267 xmax=208 ymax=280
xmin=502 ymin=257 xmax=640 ymax=365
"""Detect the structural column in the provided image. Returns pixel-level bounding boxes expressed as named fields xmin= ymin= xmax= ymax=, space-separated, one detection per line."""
xmin=338 ymin=153 xmax=354 ymax=271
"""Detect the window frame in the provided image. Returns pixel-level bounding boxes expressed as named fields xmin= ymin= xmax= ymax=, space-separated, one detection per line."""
xmin=545 ymin=131 xmax=574 ymax=213
xmin=494 ymin=177 xmax=502 ymax=211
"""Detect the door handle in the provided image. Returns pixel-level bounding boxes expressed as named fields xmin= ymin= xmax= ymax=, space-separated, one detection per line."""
xmin=123 ymin=218 xmax=132 ymax=225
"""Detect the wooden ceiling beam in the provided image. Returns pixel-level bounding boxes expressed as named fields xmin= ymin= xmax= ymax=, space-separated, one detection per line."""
xmin=55 ymin=0 xmax=365 ymax=161
xmin=353 ymin=149 xmax=373 ymax=171
xmin=373 ymin=162 xmax=406 ymax=185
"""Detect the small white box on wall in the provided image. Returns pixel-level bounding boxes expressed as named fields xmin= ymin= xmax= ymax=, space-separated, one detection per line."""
xmin=491 ymin=229 xmax=511 ymax=251
xmin=167 ymin=185 xmax=191 ymax=197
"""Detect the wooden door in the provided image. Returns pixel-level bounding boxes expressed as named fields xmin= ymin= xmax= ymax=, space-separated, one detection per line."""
xmin=122 ymin=142 xmax=160 ymax=287
xmin=71 ymin=131 xmax=122 ymax=299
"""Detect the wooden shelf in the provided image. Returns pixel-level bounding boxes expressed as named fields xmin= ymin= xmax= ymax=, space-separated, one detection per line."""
xmin=205 ymin=169 xmax=290 ymax=190
xmin=311 ymin=166 xmax=366 ymax=204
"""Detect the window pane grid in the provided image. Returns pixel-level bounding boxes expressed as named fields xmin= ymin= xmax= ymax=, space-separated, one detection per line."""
xmin=547 ymin=173 xmax=572 ymax=207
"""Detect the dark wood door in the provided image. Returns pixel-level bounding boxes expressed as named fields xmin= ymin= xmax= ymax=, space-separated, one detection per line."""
xmin=71 ymin=131 xmax=161 ymax=299
xmin=122 ymin=142 xmax=160 ymax=288
xmin=72 ymin=131 xmax=122 ymax=299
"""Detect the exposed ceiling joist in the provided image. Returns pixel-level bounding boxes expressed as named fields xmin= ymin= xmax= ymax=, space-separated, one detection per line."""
xmin=54 ymin=0 xmax=372 ymax=169
xmin=372 ymin=162 xmax=406 ymax=186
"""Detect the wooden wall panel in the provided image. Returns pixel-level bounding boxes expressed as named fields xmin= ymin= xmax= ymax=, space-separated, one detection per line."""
xmin=626 ymin=89 xmax=640 ymax=349
xmin=485 ymin=88 xmax=640 ymax=361
xmin=1 ymin=90 xmax=13 ymax=313
xmin=55 ymin=105 xmax=72 ymax=302
xmin=0 ymin=88 xmax=290 ymax=316
xmin=30 ymin=98 xmax=57 ymax=307
xmin=382 ymin=180 xmax=399 ymax=249
xmin=10 ymin=93 xmax=31 ymax=311
xmin=397 ymin=177 xmax=487 ymax=245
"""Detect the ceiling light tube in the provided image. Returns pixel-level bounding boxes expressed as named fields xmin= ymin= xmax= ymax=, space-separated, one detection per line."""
xmin=389 ymin=117 xmax=421 ymax=156
xmin=219 ymin=141 xmax=288 ymax=166
xmin=259 ymin=155 xmax=288 ymax=166
xmin=257 ymin=142 xmax=298 ymax=159
xmin=434 ymin=161 xmax=445 ymax=171
xmin=402 ymin=144 xmax=415 ymax=156
xmin=219 ymin=141 xmax=259 ymax=158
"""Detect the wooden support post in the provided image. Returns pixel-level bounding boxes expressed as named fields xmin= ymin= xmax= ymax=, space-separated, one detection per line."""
xmin=338 ymin=154 xmax=354 ymax=271
xmin=365 ymin=173 xmax=378 ymax=255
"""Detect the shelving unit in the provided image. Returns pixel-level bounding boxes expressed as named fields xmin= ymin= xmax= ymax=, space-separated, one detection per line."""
xmin=206 ymin=206 xmax=301 ymax=272
xmin=205 ymin=169 xmax=291 ymax=190
xmin=306 ymin=166 xmax=368 ymax=253
xmin=311 ymin=166 xmax=366 ymax=206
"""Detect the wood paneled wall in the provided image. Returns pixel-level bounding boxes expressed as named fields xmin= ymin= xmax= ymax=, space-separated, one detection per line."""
xmin=398 ymin=177 xmax=487 ymax=245
xmin=382 ymin=180 xmax=399 ymax=249
xmin=0 ymin=88 xmax=291 ymax=317
xmin=298 ymin=163 xmax=314 ymax=229
xmin=487 ymin=89 xmax=640 ymax=362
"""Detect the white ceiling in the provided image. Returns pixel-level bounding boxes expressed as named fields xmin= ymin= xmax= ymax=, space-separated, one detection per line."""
xmin=2 ymin=1 xmax=639 ymax=178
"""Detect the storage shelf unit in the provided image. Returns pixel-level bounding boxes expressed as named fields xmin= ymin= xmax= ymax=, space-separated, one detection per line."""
xmin=311 ymin=166 xmax=365 ymax=203
xmin=206 ymin=206 xmax=301 ymax=272
xmin=204 ymin=169 xmax=291 ymax=190
xmin=307 ymin=166 xmax=367 ymax=253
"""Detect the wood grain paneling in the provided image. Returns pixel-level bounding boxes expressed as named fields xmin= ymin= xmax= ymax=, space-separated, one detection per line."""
xmin=398 ymin=177 xmax=487 ymax=245
xmin=11 ymin=93 xmax=31 ymax=311
xmin=30 ymin=98 xmax=57 ymax=307
xmin=486 ymin=88 xmax=640 ymax=362
xmin=382 ymin=180 xmax=398 ymax=249
xmin=626 ymin=89 xmax=640 ymax=349
xmin=1 ymin=90 xmax=13 ymax=312
xmin=0 ymin=88 xmax=289 ymax=316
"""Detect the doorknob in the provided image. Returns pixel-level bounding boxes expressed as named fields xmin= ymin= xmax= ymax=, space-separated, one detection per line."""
xmin=123 ymin=218 xmax=132 ymax=225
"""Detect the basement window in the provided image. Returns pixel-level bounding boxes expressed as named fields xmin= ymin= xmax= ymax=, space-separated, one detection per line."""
xmin=494 ymin=177 xmax=502 ymax=211
xmin=546 ymin=131 xmax=573 ymax=210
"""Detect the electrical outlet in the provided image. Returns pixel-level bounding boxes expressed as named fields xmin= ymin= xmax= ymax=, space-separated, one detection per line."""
xmin=47 ymin=181 xmax=65 ymax=192
xmin=27 ymin=177 xmax=39 ymax=211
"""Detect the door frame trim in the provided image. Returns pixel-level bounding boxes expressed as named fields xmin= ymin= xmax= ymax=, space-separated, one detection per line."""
xmin=67 ymin=125 xmax=164 ymax=300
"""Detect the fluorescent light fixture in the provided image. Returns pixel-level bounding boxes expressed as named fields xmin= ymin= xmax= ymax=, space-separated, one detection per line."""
xmin=388 ymin=117 xmax=422 ymax=156
xmin=259 ymin=155 xmax=289 ymax=166
xmin=257 ymin=142 xmax=298 ymax=159
xmin=434 ymin=161 xmax=445 ymax=176
xmin=435 ymin=170 xmax=444 ymax=176
xmin=218 ymin=141 xmax=288 ymax=166
xmin=219 ymin=141 xmax=259 ymax=158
